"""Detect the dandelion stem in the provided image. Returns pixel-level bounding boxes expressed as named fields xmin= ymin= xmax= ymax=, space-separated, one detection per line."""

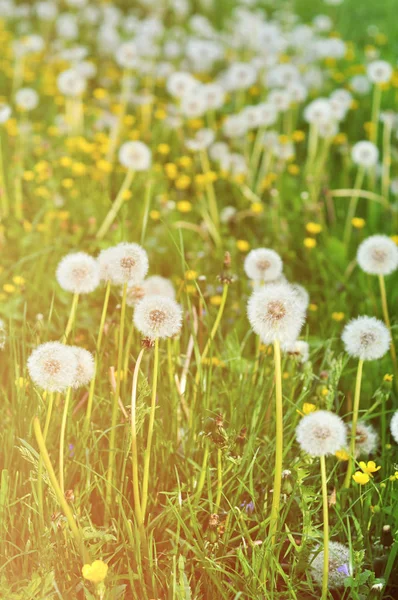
xmin=215 ymin=448 xmax=223 ymax=509
xmin=63 ymin=292 xmax=79 ymax=344
xmin=33 ymin=417 xmax=89 ymax=563
xmin=105 ymin=282 xmax=128 ymax=518
xmin=269 ymin=338 xmax=283 ymax=544
xmin=320 ymin=455 xmax=329 ymax=600
xmin=343 ymin=166 xmax=365 ymax=248
xmin=344 ymin=359 xmax=364 ymax=488
xmin=131 ymin=348 xmax=145 ymax=528
xmin=378 ymin=274 xmax=397 ymax=375
xmin=370 ymin=84 xmax=382 ymax=145
xmin=141 ymin=337 xmax=159 ymax=521
xmin=382 ymin=120 xmax=392 ymax=203
xmin=37 ymin=392 xmax=54 ymax=525
xmin=59 ymin=387 xmax=72 ymax=495
xmin=200 ymin=149 xmax=219 ymax=230
xmin=0 ymin=134 xmax=9 ymax=219
xmin=195 ymin=442 xmax=210 ymax=501
xmin=96 ymin=169 xmax=135 ymax=240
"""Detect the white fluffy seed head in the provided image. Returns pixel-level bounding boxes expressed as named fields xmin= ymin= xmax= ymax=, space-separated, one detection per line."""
xmin=391 ymin=411 xmax=398 ymax=444
xmin=71 ymin=346 xmax=95 ymax=388
xmin=125 ymin=276 xmax=175 ymax=307
xmin=342 ymin=316 xmax=390 ymax=361
xmin=247 ymin=282 xmax=306 ymax=346
xmin=310 ymin=542 xmax=350 ymax=589
xmin=285 ymin=340 xmax=309 ymax=363
xmin=351 ymin=421 xmax=378 ymax=457
xmin=0 ymin=319 xmax=6 ymax=350
xmin=296 ymin=410 xmax=347 ymax=457
xmin=244 ymin=248 xmax=283 ymax=282
xmin=27 ymin=342 xmax=78 ymax=392
xmin=98 ymin=243 xmax=149 ymax=285
xmin=291 ymin=283 xmax=310 ymax=312
xmin=351 ymin=140 xmax=379 ymax=168
xmin=118 ymin=141 xmax=151 ymax=170
xmin=56 ymin=252 xmax=100 ymax=294
xmin=357 ymin=235 xmax=398 ymax=276
xmin=133 ymin=295 xmax=182 ymax=340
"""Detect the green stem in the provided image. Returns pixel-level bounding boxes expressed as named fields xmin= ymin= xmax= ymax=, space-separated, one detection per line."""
xmin=37 ymin=392 xmax=54 ymax=524
xmin=320 ymin=455 xmax=329 ymax=600
xmin=96 ymin=169 xmax=135 ymax=240
xmin=382 ymin=121 xmax=392 ymax=202
xmin=140 ymin=178 xmax=153 ymax=246
xmin=200 ymin=149 xmax=219 ymax=230
xmin=62 ymin=293 xmax=79 ymax=344
xmin=370 ymin=85 xmax=382 ymax=145
xmin=33 ymin=417 xmax=89 ymax=563
xmin=131 ymin=348 xmax=145 ymax=527
xmin=379 ymin=274 xmax=397 ymax=374
xmin=59 ymin=387 xmax=72 ymax=495
xmin=269 ymin=339 xmax=283 ymax=544
xmin=344 ymin=359 xmax=364 ymax=488
xmin=195 ymin=442 xmax=210 ymax=501
xmin=105 ymin=282 xmax=128 ymax=517
xmin=141 ymin=338 xmax=159 ymax=521
xmin=0 ymin=134 xmax=9 ymax=219
xmin=215 ymin=448 xmax=223 ymax=509
xmin=343 ymin=167 xmax=365 ymax=248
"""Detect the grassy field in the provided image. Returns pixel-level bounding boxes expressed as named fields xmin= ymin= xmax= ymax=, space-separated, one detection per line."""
xmin=0 ymin=0 xmax=397 ymax=599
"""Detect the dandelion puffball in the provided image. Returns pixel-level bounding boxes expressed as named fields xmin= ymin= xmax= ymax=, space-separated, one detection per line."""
xmin=98 ymin=243 xmax=149 ymax=285
xmin=72 ymin=347 xmax=95 ymax=388
xmin=342 ymin=316 xmax=390 ymax=361
xmin=351 ymin=421 xmax=378 ymax=457
xmin=27 ymin=342 xmax=78 ymax=392
xmin=357 ymin=235 xmax=398 ymax=276
xmin=118 ymin=141 xmax=151 ymax=171
xmin=57 ymin=68 xmax=87 ymax=97
xmin=367 ymin=60 xmax=393 ymax=85
xmin=296 ymin=410 xmax=347 ymax=457
xmin=247 ymin=282 xmax=306 ymax=346
xmin=351 ymin=141 xmax=379 ymax=169
xmin=285 ymin=340 xmax=309 ymax=363
xmin=133 ymin=295 xmax=182 ymax=340
xmin=244 ymin=248 xmax=283 ymax=282
xmin=56 ymin=252 xmax=100 ymax=294
xmin=0 ymin=319 xmax=6 ymax=350
xmin=15 ymin=87 xmax=39 ymax=111
xmin=391 ymin=411 xmax=398 ymax=444
xmin=310 ymin=542 xmax=350 ymax=589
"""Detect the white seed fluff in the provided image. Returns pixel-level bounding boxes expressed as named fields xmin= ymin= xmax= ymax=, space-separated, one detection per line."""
xmin=118 ymin=141 xmax=152 ymax=171
xmin=341 ymin=316 xmax=390 ymax=361
xmin=71 ymin=346 xmax=95 ymax=388
xmin=98 ymin=243 xmax=149 ymax=285
xmin=134 ymin=296 xmax=182 ymax=340
xmin=244 ymin=248 xmax=283 ymax=282
xmin=296 ymin=410 xmax=347 ymax=457
xmin=357 ymin=235 xmax=398 ymax=276
xmin=351 ymin=140 xmax=379 ymax=169
xmin=56 ymin=252 xmax=100 ymax=294
xmin=247 ymin=282 xmax=306 ymax=346
xmin=143 ymin=276 xmax=176 ymax=299
xmin=0 ymin=319 xmax=6 ymax=350
xmin=285 ymin=340 xmax=310 ymax=363
xmin=310 ymin=542 xmax=351 ymax=589
xmin=351 ymin=421 xmax=378 ymax=457
xmin=291 ymin=283 xmax=310 ymax=312
xmin=27 ymin=342 xmax=78 ymax=392
xmin=390 ymin=411 xmax=398 ymax=444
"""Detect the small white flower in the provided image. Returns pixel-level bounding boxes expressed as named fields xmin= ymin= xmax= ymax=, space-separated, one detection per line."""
xmin=310 ymin=542 xmax=350 ymax=589
xmin=351 ymin=141 xmax=379 ymax=169
xmin=134 ymin=295 xmax=182 ymax=340
xmin=98 ymin=243 xmax=149 ymax=285
xmin=304 ymin=98 xmax=332 ymax=126
xmin=296 ymin=410 xmax=347 ymax=457
xmin=244 ymin=248 xmax=283 ymax=282
xmin=118 ymin=141 xmax=151 ymax=171
xmin=15 ymin=88 xmax=39 ymax=111
xmin=56 ymin=252 xmax=100 ymax=294
xmin=27 ymin=342 xmax=78 ymax=392
xmin=72 ymin=347 xmax=95 ymax=388
xmin=57 ymin=68 xmax=86 ymax=97
xmin=247 ymin=282 xmax=306 ymax=346
xmin=391 ymin=410 xmax=398 ymax=444
xmin=367 ymin=60 xmax=393 ymax=84
xmin=357 ymin=235 xmax=398 ymax=276
xmin=342 ymin=316 xmax=390 ymax=361
xmin=166 ymin=71 xmax=198 ymax=99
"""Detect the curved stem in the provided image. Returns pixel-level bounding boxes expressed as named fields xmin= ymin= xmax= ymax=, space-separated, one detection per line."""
xmin=62 ymin=293 xmax=79 ymax=344
xmin=59 ymin=387 xmax=72 ymax=495
xmin=96 ymin=169 xmax=135 ymax=240
xmin=269 ymin=339 xmax=283 ymax=544
xmin=344 ymin=359 xmax=364 ymax=488
xmin=141 ymin=338 xmax=159 ymax=521
xmin=320 ymin=455 xmax=329 ymax=600
xmin=131 ymin=348 xmax=145 ymax=527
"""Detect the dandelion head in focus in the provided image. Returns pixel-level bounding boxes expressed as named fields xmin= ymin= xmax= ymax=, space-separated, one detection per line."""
xmin=56 ymin=252 xmax=100 ymax=294
xmin=244 ymin=248 xmax=283 ymax=283
xmin=357 ymin=235 xmax=398 ymax=276
xmin=27 ymin=341 xmax=78 ymax=392
xmin=134 ymin=295 xmax=182 ymax=340
xmin=296 ymin=410 xmax=347 ymax=456
xmin=342 ymin=316 xmax=390 ymax=361
xmin=247 ymin=282 xmax=306 ymax=346
xmin=310 ymin=542 xmax=350 ymax=589
xmin=71 ymin=347 xmax=95 ymax=388
xmin=98 ymin=243 xmax=149 ymax=285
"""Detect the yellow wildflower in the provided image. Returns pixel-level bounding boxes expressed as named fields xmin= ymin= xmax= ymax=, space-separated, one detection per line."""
xmin=352 ymin=471 xmax=370 ymax=485
xmin=359 ymin=460 xmax=381 ymax=476
xmin=82 ymin=560 xmax=108 ymax=584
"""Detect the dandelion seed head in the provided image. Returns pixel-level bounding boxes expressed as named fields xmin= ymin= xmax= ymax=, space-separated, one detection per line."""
xmin=296 ymin=410 xmax=347 ymax=456
xmin=27 ymin=342 xmax=78 ymax=392
xmin=351 ymin=140 xmax=379 ymax=168
xmin=351 ymin=421 xmax=378 ymax=457
xmin=357 ymin=235 xmax=398 ymax=276
xmin=291 ymin=283 xmax=310 ymax=312
xmin=71 ymin=346 xmax=95 ymax=388
xmin=247 ymin=282 xmax=306 ymax=346
xmin=98 ymin=243 xmax=149 ymax=285
xmin=310 ymin=542 xmax=350 ymax=589
xmin=0 ymin=319 xmax=6 ymax=350
xmin=342 ymin=316 xmax=390 ymax=361
xmin=56 ymin=252 xmax=100 ymax=294
xmin=244 ymin=248 xmax=283 ymax=282
xmin=285 ymin=340 xmax=310 ymax=363
xmin=118 ymin=141 xmax=151 ymax=170
xmin=390 ymin=410 xmax=398 ymax=444
xmin=134 ymin=295 xmax=182 ymax=340
xmin=367 ymin=60 xmax=393 ymax=84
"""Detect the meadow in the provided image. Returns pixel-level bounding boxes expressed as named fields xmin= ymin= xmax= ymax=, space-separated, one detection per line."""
xmin=0 ymin=0 xmax=398 ymax=599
